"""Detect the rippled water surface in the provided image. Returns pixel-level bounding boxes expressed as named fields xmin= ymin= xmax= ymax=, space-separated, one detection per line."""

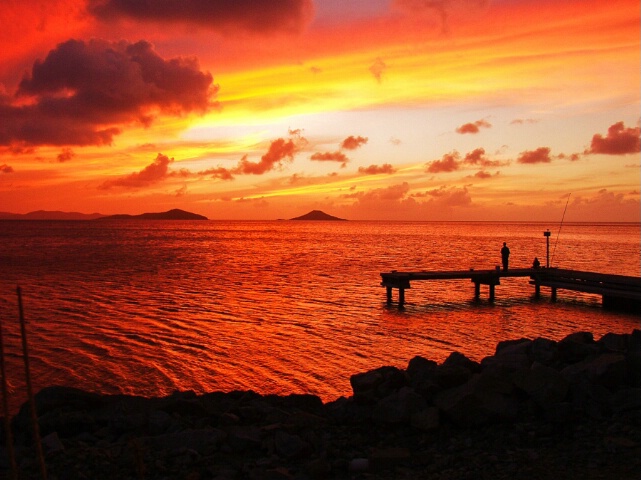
xmin=0 ymin=220 xmax=639 ymax=411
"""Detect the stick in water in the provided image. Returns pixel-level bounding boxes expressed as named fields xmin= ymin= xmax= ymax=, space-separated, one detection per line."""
xmin=17 ymin=287 xmax=47 ymax=480
xmin=0 ymin=313 xmax=18 ymax=479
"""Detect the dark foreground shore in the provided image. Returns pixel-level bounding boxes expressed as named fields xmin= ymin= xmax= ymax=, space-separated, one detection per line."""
xmin=3 ymin=330 xmax=641 ymax=479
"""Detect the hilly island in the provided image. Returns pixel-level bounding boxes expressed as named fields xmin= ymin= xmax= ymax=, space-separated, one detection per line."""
xmin=0 ymin=209 xmax=208 ymax=220
xmin=0 ymin=209 xmax=348 ymax=221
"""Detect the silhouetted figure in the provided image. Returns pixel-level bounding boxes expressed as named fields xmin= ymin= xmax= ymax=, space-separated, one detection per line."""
xmin=532 ymin=257 xmax=541 ymax=269
xmin=501 ymin=242 xmax=510 ymax=271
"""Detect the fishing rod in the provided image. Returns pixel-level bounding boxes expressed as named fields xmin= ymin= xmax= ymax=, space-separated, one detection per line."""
xmin=550 ymin=193 xmax=571 ymax=266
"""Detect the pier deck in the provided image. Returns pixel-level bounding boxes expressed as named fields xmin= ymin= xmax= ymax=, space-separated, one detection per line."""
xmin=380 ymin=267 xmax=641 ymax=311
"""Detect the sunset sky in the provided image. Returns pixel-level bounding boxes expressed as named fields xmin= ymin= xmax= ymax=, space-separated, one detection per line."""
xmin=0 ymin=0 xmax=639 ymax=221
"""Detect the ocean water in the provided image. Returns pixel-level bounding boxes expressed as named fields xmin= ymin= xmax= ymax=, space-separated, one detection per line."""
xmin=0 ymin=220 xmax=639 ymax=412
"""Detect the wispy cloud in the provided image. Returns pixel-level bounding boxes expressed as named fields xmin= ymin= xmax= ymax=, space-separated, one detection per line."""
xmin=99 ymin=153 xmax=189 ymax=189
xmin=88 ymin=0 xmax=314 ymax=34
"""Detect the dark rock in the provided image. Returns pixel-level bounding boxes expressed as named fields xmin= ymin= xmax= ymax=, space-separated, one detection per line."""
xmin=274 ymin=431 xmax=308 ymax=459
xmin=9 ymin=330 xmax=641 ymax=480
xmin=561 ymin=353 xmax=627 ymax=390
xmin=512 ymin=362 xmax=569 ymax=409
xmin=443 ymin=351 xmax=481 ymax=373
xmin=225 ymin=425 xmax=262 ymax=452
xmin=495 ymin=338 xmax=532 ymax=355
xmin=410 ymin=406 xmax=440 ymax=431
xmin=372 ymin=387 xmax=427 ymax=424
xmin=434 ymin=371 xmax=518 ymax=427
xmin=433 ymin=365 xmax=472 ymax=389
xmin=559 ymin=331 xmax=600 ymax=363
xmin=529 ymin=337 xmax=559 ymax=366
xmin=598 ymin=332 xmax=631 ymax=353
xmin=142 ymin=428 xmax=225 ymax=455
xmin=350 ymin=366 xmax=406 ymax=403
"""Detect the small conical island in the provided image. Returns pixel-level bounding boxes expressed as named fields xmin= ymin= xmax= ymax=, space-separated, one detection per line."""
xmin=290 ymin=210 xmax=346 ymax=221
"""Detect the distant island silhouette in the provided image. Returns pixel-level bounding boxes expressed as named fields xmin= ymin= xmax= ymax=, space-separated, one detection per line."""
xmin=99 ymin=209 xmax=208 ymax=220
xmin=0 ymin=208 xmax=208 ymax=220
xmin=0 ymin=210 xmax=104 ymax=220
xmin=290 ymin=210 xmax=346 ymax=221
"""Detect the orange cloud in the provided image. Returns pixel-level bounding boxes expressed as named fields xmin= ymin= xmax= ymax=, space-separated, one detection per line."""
xmin=1 ymin=39 xmax=216 ymax=147
xmin=1 ymin=164 xmax=13 ymax=174
xmin=341 ymin=135 xmax=368 ymax=150
xmin=369 ymin=58 xmax=387 ymax=83
xmin=57 ymin=148 xmax=75 ymax=163
xmin=474 ymin=170 xmax=492 ymax=179
xmin=427 ymin=152 xmax=460 ymax=172
xmin=199 ymin=166 xmax=235 ymax=181
xmin=456 ymin=119 xmax=491 ymax=134
xmin=88 ymin=0 xmax=314 ymax=34
xmin=310 ymin=151 xmax=349 ymax=167
xmin=99 ymin=153 xmax=189 ymax=189
xmin=414 ymin=185 xmax=472 ymax=207
xmin=345 ymin=182 xmax=411 ymax=202
xmin=358 ymin=164 xmax=396 ymax=175
xmin=587 ymin=121 xmax=641 ymax=155
xmin=237 ymin=138 xmax=299 ymax=174
xmin=517 ymin=147 xmax=552 ymax=164
xmin=463 ymin=147 xmax=507 ymax=167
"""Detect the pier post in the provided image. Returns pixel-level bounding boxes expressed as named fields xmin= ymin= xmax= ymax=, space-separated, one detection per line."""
xmin=474 ymin=282 xmax=480 ymax=300
xmin=398 ymin=288 xmax=405 ymax=309
xmin=534 ymin=283 xmax=541 ymax=298
xmin=386 ymin=287 xmax=392 ymax=305
xmin=544 ymin=230 xmax=551 ymax=268
xmin=551 ymin=287 xmax=557 ymax=302
xmin=489 ymin=284 xmax=495 ymax=302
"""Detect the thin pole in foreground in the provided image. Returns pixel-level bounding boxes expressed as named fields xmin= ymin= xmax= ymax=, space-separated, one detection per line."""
xmin=17 ymin=287 xmax=47 ymax=480
xmin=0 ymin=314 xmax=18 ymax=480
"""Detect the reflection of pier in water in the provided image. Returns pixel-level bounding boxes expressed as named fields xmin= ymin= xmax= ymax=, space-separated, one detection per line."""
xmin=380 ymin=268 xmax=641 ymax=311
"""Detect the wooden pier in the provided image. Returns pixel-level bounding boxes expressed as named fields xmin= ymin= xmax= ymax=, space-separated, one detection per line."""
xmin=380 ymin=267 xmax=641 ymax=311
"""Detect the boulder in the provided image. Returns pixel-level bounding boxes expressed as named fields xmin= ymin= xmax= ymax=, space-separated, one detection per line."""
xmin=512 ymin=362 xmax=569 ymax=409
xmin=350 ymin=366 xmax=406 ymax=403
xmin=372 ymin=387 xmax=427 ymax=424
xmin=558 ymin=332 xmax=600 ymax=363
xmin=433 ymin=372 xmax=518 ymax=427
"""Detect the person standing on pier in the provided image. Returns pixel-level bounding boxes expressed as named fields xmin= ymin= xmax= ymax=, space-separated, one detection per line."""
xmin=501 ymin=242 xmax=510 ymax=270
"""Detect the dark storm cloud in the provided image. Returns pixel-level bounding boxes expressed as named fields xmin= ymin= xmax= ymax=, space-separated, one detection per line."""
xmin=517 ymin=147 xmax=552 ymax=164
xmin=0 ymin=39 xmax=216 ymax=147
xmin=88 ymin=0 xmax=314 ymax=34
xmin=587 ymin=121 xmax=640 ymax=155
xmin=358 ymin=164 xmax=396 ymax=175
xmin=456 ymin=119 xmax=491 ymax=134
xmin=341 ymin=135 xmax=368 ymax=150
xmin=99 ymin=153 xmax=189 ymax=189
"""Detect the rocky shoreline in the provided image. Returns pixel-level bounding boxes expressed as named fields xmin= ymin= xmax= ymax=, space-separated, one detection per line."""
xmin=3 ymin=330 xmax=641 ymax=479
